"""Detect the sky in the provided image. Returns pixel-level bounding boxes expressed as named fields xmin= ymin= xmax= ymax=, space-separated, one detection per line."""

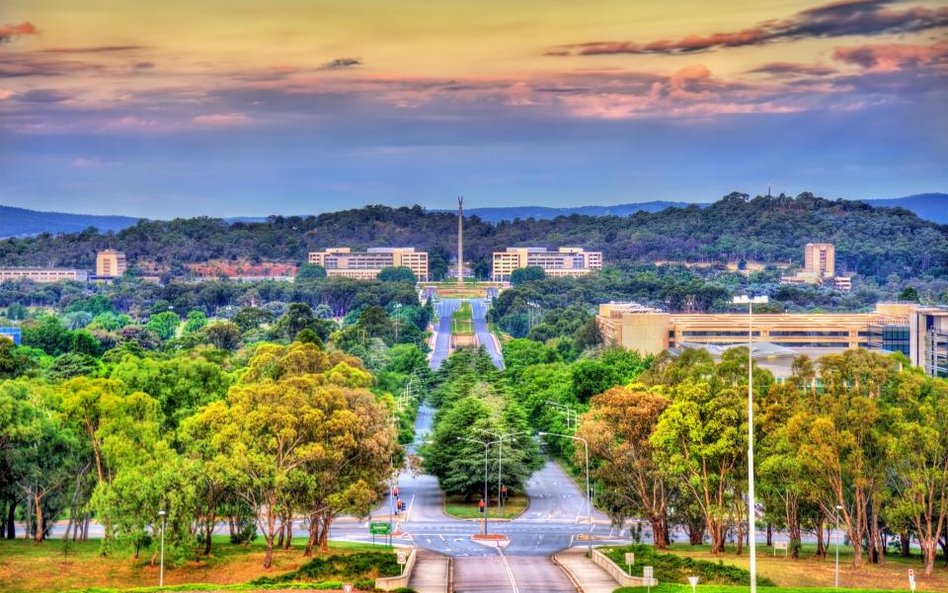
xmin=0 ymin=0 xmax=946 ymax=218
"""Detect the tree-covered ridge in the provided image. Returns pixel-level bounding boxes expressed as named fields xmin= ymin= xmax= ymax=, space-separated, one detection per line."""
xmin=1 ymin=193 xmax=945 ymax=282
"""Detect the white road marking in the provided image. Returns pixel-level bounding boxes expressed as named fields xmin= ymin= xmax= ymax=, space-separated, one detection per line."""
xmin=495 ymin=545 xmax=520 ymax=593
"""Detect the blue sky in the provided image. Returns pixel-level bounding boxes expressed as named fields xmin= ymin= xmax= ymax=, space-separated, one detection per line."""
xmin=1 ymin=1 xmax=946 ymax=217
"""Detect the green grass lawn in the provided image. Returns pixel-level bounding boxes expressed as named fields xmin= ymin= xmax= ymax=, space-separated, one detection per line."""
xmin=616 ymin=586 xmax=903 ymax=593
xmin=444 ymin=494 xmax=528 ymax=520
xmin=642 ymin=542 xmax=948 ymax=591
xmin=451 ymin=302 xmax=474 ymax=335
xmin=0 ymin=535 xmax=383 ymax=593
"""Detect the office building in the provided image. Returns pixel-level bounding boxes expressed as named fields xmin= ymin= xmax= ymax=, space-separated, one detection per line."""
xmin=0 ymin=268 xmax=89 ymax=283
xmin=910 ymin=308 xmax=948 ymax=378
xmin=597 ymin=302 xmax=918 ymax=376
xmin=804 ymin=242 xmax=835 ymax=278
xmin=781 ymin=242 xmax=851 ymax=291
xmin=308 ymin=247 xmax=429 ymax=282
xmin=96 ymin=249 xmax=127 ymax=278
xmin=492 ymin=247 xmax=603 ymax=282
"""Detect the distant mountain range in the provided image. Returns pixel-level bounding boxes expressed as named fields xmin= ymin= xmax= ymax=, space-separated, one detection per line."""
xmin=0 ymin=193 xmax=944 ymax=237
xmin=0 ymin=205 xmax=141 ymax=239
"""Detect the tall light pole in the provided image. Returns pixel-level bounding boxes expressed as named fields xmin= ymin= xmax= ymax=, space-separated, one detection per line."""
xmin=457 ymin=436 xmax=490 ymax=535
xmin=480 ymin=430 xmax=532 ymax=517
xmin=158 ymin=509 xmax=166 ymax=587
xmin=732 ymin=294 xmax=768 ymax=593
xmin=545 ymin=400 xmax=576 ymax=430
xmin=539 ymin=431 xmax=591 ymax=554
xmin=835 ymin=504 xmax=843 ymax=588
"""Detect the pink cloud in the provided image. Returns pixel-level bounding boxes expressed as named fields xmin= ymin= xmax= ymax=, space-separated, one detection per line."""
xmin=834 ymin=41 xmax=948 ymax=72
xmin=191 ymin=112 xmax=252 ymax=127
xmin=0 ymin=22 xmax=38 ymax=43
xmin=0 ymin=88 xmax=14 ymax=100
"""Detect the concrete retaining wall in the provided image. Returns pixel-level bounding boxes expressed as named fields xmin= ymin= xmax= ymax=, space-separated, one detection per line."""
xmin=375 ymin=547 xmax=417 ymax=591
xmin=591 ymin=549 xmax=659 ymax=588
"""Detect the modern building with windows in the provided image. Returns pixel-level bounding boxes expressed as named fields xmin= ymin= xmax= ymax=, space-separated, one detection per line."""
xmin=597 ymin=302 xmax=919 ymax=376
xmin=492 ymin=247 xmax=602 ymax=281
xmin=0 ymin=268 xmax=89 ymax=283
xmin=96 ymin=249 xmax=127 ymax=278
xmin=308 ymin=247 xmax=429 ymax=282
xmin=911 ymin=308 xmax=948 ymax=378
xmin=781 ymin=242 xmax=851 ymax=291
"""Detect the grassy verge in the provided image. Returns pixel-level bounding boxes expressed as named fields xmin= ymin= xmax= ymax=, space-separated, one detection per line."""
xmin=616 ymin=586 xmax=903 ymax=593
xmin=443 ymin=494 xmax=528 ymax=520
xmin=602 ymin=544 xmax=773 ymax=587
xmin=0 ymin=536 xmax=382 ymax=593
xmin=652 ymin=542 xmax=948 ymax=591
xmin=450 ymin=302 xmax=473 ymax=335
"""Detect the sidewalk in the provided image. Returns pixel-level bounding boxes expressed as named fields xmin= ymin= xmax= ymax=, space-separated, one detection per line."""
xmin=408 ymin=549 xmax=451 ymax=593
xmin=554 ymin=548 xmax=620 ymax=593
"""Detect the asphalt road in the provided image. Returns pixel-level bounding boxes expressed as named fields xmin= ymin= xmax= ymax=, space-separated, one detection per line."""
xmin=470 ymin=298 xmax=504 ymax=368
xmin=429 ymin=298 xmax=460 ymax=370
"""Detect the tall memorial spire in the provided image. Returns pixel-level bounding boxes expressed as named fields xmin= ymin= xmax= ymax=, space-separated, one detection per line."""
xmin=457 ymin=196 xmax=464 ymax=286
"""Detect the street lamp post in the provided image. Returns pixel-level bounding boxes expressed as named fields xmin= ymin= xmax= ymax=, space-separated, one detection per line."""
xmin=732 ymin=294 xmax=768 ymax=593
xmin=157 ymin=509 xmax=166 ymax=587
xmin=457 ymin=437 xmax=491 ymax=535
xmin=835 ymin=504 xmax=843 ymax=588
xmin=545 ymin=400 xmax=576 ymax=430
xmin=538 ymin=431 xmax=591 ymax=554
xmin=480 ymin=430 xmax=532 ymax=517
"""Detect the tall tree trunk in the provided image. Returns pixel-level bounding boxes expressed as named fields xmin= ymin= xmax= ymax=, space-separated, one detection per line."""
xmin=303 ymin=513 xmax=319 ymax=557
xmin=899 ymin=533 xmax=910 ymax=558
xmin=766 ymin=523 xmax=773 ymax=547
xmin=318 ymin=515 xmax=332 ymax=553
xmin=5 ymin=499 xmax=16 ymax=539
xmin=32 ymin=493 xmax=43 ymax=544
xmin=815 ymin=513 xmax=826 ymax=559
xmin=203 ymin=510 xmax=215 ymax=556
xmin=649 ymin=517 xmax=668 ymax=549
xmin=283 ymin=515 xmax=293 ymax=550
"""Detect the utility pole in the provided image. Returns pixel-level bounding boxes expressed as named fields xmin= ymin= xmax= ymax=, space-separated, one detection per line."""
xmin=457 ymin=196 xmax=464 ymax=286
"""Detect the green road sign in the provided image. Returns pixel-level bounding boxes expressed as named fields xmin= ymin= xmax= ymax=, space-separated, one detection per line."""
xmin=370 ymin=522 xmax=392 ymax=535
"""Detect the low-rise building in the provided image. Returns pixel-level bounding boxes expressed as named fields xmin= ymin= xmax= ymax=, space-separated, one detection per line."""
xmin=0 ymin=327 xmax=22 ymax=345
xmin=0 ymin=268 xmax=89 ymax=283
xmin=96 ymin=249 xmax=127 ymax=278
xmin=308 ymin=247 xmax=429 ymax=282
xmin=492 ymin=247 xmax=602 ymax=282
xmin=597 ymin=302 xmax=920 ymax=376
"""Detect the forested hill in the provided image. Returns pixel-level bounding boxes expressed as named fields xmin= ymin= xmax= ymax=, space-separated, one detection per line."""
xmin=0 ymin=192 xmax=945 ymax=282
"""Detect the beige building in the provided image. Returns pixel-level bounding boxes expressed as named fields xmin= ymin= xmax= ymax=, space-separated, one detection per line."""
xmin=96 ymin=249 xmax=127 ymax=278
xmin=492 ymin=247 xmax=602 ymax=281
xmin=308 ymin=247 xmax=429 ymax=282
xmin=0 ymin=268 xmax=89 ymax=283
xmin=804 ymin=242 xmax=835 ymax=278
xmin=598 ymin=302 xmax=917 ymax=364
xmin=781 ymin=242 xmax=850 ymax=291
xmin=911 ymin=308 xmax=948 ymax=378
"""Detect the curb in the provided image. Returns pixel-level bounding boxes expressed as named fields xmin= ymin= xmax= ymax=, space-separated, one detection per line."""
xmin=552 ymin=553 xmax=585 ymax=593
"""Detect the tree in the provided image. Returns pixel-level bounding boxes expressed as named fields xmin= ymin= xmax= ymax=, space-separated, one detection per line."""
xmin=192 ymin=343 xmax=397 ymax=567
xmin=651 ymin=372 xmax=746 ymax=554
xmin=183 ymin=310 xmax=208 ymax=335
xmin=897 ymin=286 xmax=919 ymax=302
xmin=377 ymin=266 xmax=417 ymax=284
xmin=571 ymin=359 xmax=621 ymax=403
xmin=510 ymin=266 xmax=546 ymax=286
xmin=146 ymin=311 xmax=179 ymax=341
xmin=296 ymin=263 xmax=327 ymax=281
xmin=202 ymin=322 xmax=242 ymax=350
xmin=885 ymin=370 xmax=948 ymax=575
xmin=577 ymin=386 xmax=671 ymax=547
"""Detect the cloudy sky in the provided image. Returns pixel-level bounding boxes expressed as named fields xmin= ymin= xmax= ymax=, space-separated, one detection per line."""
xmin=1 ymin=0 xmax=945 ymax=218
